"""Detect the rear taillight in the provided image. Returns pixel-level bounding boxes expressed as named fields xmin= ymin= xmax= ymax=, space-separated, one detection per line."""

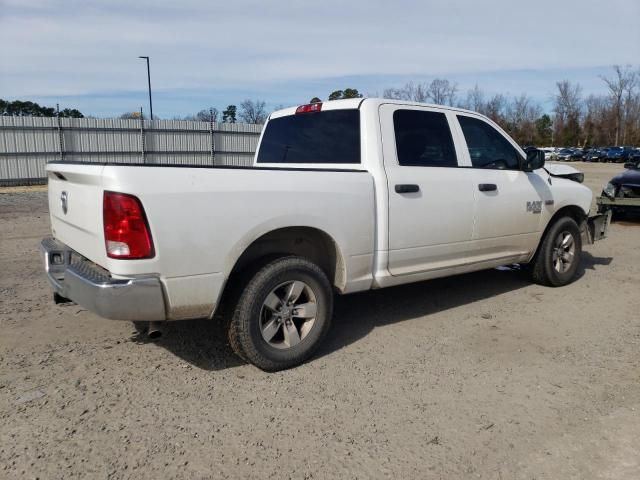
xmin=295 ymin=102 xmax=322 ymax=114
xmin=103 ymin=191 xmax=154 ymax=259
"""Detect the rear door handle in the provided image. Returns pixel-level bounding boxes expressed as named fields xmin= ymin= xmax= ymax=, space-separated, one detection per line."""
xmin=478 ymin=183 xmax=497 ymax=192
xmin=395 ymin=184 xmax=420 ymax=194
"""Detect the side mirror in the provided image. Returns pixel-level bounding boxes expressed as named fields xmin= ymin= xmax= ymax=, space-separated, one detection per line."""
xmin=523 ymin=148 xmax=545 ymax=172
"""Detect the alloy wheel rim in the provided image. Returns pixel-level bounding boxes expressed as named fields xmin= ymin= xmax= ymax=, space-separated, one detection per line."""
xmin=552 ymin=230 xmax=576 ymax=274
xmin=259 ymin=280 xmax=317 ymax=349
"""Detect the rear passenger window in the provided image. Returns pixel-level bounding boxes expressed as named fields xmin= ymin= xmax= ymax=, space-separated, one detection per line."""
xmin=457 ymin=115 xmax=523 ymax=170
xmin=393 ymin=110 xmax=458 ymax=167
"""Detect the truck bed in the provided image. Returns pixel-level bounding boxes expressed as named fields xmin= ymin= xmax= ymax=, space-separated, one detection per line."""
xmin=46 ymin=162 xmax=376 ymax=319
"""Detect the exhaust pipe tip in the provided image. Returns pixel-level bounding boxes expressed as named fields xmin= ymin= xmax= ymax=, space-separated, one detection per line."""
xmin=147 ymin=321 xmax=164 ymax=339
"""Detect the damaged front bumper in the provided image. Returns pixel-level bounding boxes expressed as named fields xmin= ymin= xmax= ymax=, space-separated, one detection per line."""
xmin=582 ymin=210 xmax=612 ymax=244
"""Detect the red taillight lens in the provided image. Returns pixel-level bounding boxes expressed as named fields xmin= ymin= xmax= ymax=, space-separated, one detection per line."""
xmin=295 ymin=102 xmax=322 ymax=114
xmin=103 ymin=191 xmax=154 ymax=259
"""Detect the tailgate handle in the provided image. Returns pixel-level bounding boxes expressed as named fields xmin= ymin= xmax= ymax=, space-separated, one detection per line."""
xmin=478 ymin=183 xmax=497 ymax=192
xmin=395 ymin=184 xmax=420 ymax=194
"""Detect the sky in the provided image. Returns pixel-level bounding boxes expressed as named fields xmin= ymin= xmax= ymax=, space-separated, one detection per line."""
xmin=1 ymin=0 xmax=639 ymax=118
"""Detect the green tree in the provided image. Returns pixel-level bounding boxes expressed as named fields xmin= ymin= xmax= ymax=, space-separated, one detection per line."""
xmin=535 ymin=114 xmax=553 ymax=145
xmin=239 ymin=99 xmax=267 ymax=124
xmin=327 ymin=88 xmax=363 ymax=101
xmin=222 ymin=105 xmax=237 ymax=123
xmin=342 ymin=88 xmax=362 ymax=99
xmin=59 ymin=108 xmax=84 ymax=118
xmin=0 ymin=98 xmax=83 ymax=117
xmin=309 ymin=97 xmax=322 ymax=103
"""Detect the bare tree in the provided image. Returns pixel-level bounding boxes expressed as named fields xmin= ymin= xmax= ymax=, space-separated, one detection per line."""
xmin=625 ymin=87 xmax=640 ymax=144
xmin=461 ymin=84 xmax=485 ymax=112
xmin=601 ymin=65 xmax=637 ymax=145
xmin=505 ymin=94 xmax=542 ymax=145
xmin=484 ymin=94 xmax=507 ymax=124
xmin=427 ymin=78 xmax=457 ymax=106
xmin=239 ymin=99 xmax=268 ymax=124
xmin=582 ymin=94 xmax=611 ymax=145
xmin=381 ymin=79 xmax=456 ymax=105
xmin=382 ymin=87 xmax=407 ymax=100
xmin=382 ymin=82 xmax=428 ymax=102
xmin=374 ymin=67 xmax=640 ymax=146
xmin=180 ymin=108 xmax=219 ymax=122
xmin=196 ymin=108 xmax=219 ymax=123
xmin=403 ymin=82 xmax=429 ymax=102
xmin=553 ymin=80 xmax=583 ymax=146
xmin=554 ymin=80 xmax=582 ymax=119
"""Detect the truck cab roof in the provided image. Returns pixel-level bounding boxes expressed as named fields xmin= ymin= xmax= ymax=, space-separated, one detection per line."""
xmin=270 ymin=97 xmax=481 ymax=119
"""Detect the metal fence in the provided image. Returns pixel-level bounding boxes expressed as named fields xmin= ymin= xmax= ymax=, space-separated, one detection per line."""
xmin=0 ymin=116 xmax=263 ymax=186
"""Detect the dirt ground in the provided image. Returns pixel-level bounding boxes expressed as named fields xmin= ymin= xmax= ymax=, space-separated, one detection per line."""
xmin=1 ymin=163 xmax=639 ymax=479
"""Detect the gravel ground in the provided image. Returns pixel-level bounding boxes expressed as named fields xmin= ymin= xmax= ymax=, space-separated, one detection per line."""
xmin=1 ymin=163 xmax=639 ymax=479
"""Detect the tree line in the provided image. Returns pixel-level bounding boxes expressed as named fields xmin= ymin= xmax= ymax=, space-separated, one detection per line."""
xmin=171 ymin=65 xmax=640 ymax=147
xmin=169 ymin=90 xmax=365 ymax=125
xmin=0 ymin=99 xmax=84 ymax=118
xmin=371 ymin=65 xmax=640 ymax=147
xmin=4 ymin=65 xmax=638 ymax=147
xmin=165 ymin=101 xmax=268 ymax=124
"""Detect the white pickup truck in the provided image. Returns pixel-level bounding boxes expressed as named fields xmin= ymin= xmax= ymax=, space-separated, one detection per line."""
xmin=41 ymin=98 xmax=610 ymax=370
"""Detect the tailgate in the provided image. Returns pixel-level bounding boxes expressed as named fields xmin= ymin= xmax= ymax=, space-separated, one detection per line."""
xmin=47 ymin=163 xmax=107 ymax=267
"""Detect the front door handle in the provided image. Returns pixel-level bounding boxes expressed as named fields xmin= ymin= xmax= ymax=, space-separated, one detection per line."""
xmin=395 ymin=184 xmax=420 ymax=194
xmin=478 ymin=183 xmax=497 ymax=192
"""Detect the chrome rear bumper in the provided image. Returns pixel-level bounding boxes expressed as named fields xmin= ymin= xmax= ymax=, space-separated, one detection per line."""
xmin=40 ymin=237 xmax=166 ymax=321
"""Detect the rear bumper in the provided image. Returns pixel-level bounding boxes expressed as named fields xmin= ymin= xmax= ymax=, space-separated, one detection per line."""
xmin=40 ymin=237 xmax=166 ymax=321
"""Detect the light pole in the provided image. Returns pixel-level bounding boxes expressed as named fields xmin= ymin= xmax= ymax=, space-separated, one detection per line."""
xmin=138 ymin=56 xmax=153 ymax=120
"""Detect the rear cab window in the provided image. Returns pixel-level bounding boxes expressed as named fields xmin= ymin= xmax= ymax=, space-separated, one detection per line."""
xmin=256 ymin=109 xmax=361 ymax=165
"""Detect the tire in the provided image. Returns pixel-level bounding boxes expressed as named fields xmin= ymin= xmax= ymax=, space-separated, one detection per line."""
xmin=530 ymin=216 xmax=582 ymax=287
xmin=228 ymin=256 xmax=333 ymax=371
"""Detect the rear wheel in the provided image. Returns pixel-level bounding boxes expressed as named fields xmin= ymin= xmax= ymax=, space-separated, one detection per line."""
xmin=228 ymin=256 xmax=333 ymax=371
xmin=530 ymin=216 xmax=582 ymax=287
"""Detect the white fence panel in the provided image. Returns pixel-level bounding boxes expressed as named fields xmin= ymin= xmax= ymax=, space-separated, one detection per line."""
xmin=0 ymin=116 xmax=263 ymax=186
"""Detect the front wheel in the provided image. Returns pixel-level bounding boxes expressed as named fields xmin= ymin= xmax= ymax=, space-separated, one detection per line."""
xmin=228 ymin=256 xmax=333 ymax=371
xmin=530 ymin=216 xmax=582 ymax=287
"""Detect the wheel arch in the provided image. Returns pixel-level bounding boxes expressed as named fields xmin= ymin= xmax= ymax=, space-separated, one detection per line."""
xmin=529 ymin=204 xmax=587 ymax=263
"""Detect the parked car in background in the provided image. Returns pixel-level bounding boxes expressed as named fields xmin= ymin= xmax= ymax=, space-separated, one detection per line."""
xmin=605 ymin=146 xmax=625 ymax=163
xmin=541 ymin=147 xmax=558 ymax=160
xmin=573 ymin=148 xmax=585 ymax=160
xmin=620 ymin=146 xmax=637 ymax=162
xmin=584 ymin=148 xmax=606 ymax=162
xmin=557 ymin=148 xmax=584 ymax=161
